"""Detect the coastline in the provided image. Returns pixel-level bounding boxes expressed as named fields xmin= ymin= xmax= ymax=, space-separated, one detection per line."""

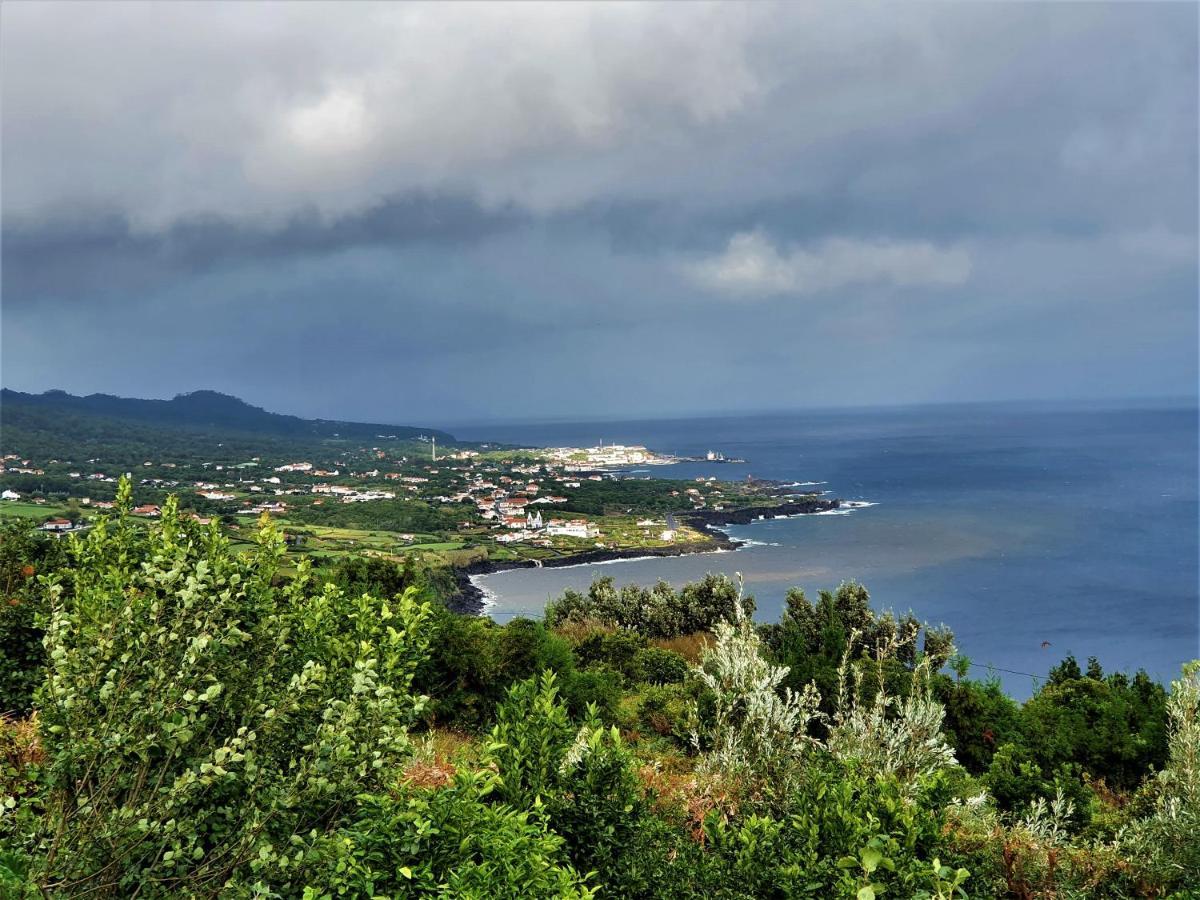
xmin=447 ymin=494 xmax=839 ymax=615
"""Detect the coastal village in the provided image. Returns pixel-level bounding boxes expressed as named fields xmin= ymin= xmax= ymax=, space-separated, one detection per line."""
xmin=0 ymin=440 xmax=778 ymax=565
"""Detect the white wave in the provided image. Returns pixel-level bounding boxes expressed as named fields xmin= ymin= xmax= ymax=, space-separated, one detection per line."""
xmin=467 ymin=573 xmax=498 ymax=612
xmin=732 ymin=538 xmax=782 ymax=548
xmin=771 ymin=500 xmax=880 ymax=518
xmin=482 ymin=547 xmax=738 ymax=578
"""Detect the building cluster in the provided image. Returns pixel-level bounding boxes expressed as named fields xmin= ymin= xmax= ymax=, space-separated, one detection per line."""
xmin=542 ymin=444 xmax=674 ymax=469
xmin=1 ymin=454 xmax=45 ymax=476
xmin=458 ymin=470 xmax=602 ymax=544
xmin=311 ymin=484 xmax=396 ymax=503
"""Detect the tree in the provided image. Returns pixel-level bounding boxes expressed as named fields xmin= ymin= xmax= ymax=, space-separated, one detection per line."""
xmin=1018 ymin=663 xmax=1168 ymax=791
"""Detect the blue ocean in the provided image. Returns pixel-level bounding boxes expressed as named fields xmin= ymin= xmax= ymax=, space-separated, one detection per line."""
xmin=448 ymin=402 xmax=1198 ymax=696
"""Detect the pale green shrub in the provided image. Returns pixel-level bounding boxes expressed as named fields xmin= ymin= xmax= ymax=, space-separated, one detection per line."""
xmin=689 ymin=579 xmax=823 ymax=798
xmin=826 ymin=625 xmax=958 ymax=788
xmin=1116 ymin=660 xmax=1200 ymax=893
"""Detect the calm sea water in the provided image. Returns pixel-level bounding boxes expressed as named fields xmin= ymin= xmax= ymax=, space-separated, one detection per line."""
xmin=448 ymin=402 xmax=1198 ymax=696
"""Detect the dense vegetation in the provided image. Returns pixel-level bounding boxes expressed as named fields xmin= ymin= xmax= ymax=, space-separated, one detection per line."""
xmin=1 ymin=478 xmax=1197 ymax=897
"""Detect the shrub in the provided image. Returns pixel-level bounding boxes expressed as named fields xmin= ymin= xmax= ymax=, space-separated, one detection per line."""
xmin=690 ymin=586 xmax=823 ymax=804
xmin=574 ymin=629 xmax=648 ymax=680
xmin=546 ymin=574 xmax=749 ymax=638
xmin=302 ymin=768 xmax=594 ymax=899
xmin=635 ymin=647 xmax=690 ymax=685
xmin=1116 ymin=661 xmax=1200 ymax=894
xmin=700 ymin=765 xmax=963 ymax=898
xmin=486 ymin=672 xmax=653 ymax=896
xmin=562 ymin=669 xmax=624 ymax=722
xmin=1017 ymin=658 xmax=1168 ymax=792
xmin=934 ymin=672 xmax=1021 ymax=774
xmin=497 ymin=617 xmax=576 ymax=683
xmin=768 ymin=583 xmax=956 ymax=720
xmin=0 ymin=478 xmax=434 ymax=896
xmin=638 ymin=685 xmax=692 ymax=740
xmin=413 ymin=605 xmax=504 ymax=729
xmin=550 ymin=720 xmax=648 ymax=895
xmin=0 ymin=522 xmax=67 ymax=716
xmin=983 ymin=742 xmax=1093 ymax=830
xmin=489 ymin=671 xmax=577 ymax=807
xmin=825 ymin=625 xmax=958 ymax=791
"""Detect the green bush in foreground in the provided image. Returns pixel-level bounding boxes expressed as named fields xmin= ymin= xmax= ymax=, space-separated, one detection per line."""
xmin=1 ymin=479 xmax=433 ymax=897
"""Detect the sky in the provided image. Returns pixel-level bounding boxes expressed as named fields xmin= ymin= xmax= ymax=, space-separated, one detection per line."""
xmin=2 ymin=1 xmax=1197 ymax=426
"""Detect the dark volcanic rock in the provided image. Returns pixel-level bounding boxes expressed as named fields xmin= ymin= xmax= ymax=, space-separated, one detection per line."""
xmin=679 ymin=495 xmax=838 ymax=529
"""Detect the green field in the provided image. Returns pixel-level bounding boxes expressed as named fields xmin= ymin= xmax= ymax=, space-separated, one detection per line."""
xmin=0 ymin=500 xmax=85 ymax=521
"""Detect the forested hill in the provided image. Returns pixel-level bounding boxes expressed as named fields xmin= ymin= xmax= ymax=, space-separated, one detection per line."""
xmin=0 ymin=388 xmax=454 ymax=444
xmin=0 ymin=388 xmax=453 ymax=460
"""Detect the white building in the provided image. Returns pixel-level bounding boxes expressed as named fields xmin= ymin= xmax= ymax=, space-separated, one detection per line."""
xmin=546 ymin=519 xmax=599 ymax=539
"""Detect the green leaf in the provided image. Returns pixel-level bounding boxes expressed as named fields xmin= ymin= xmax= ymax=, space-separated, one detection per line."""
xmin=857 ymin=887 xmax=875 ymax=900
xmin=861 ymin=847 xmax=883 ymax=873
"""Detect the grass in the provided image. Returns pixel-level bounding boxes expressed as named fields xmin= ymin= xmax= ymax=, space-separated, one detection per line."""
xmin=651 ymin=632 xmax=712 ymax=664
xmin=0 ymin=501 xmax=74 ymax=520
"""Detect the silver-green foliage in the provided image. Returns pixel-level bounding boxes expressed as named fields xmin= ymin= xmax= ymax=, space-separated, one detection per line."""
xmin=690 ymin=583 xmax=823 ymax=796
xmin=1 ymin=476 xmax=433 ymax=896
xmin=691 ymin=582 xmax=957 ymax=799
xmin=1116 ymin=660 xmax=1200 ymax=892
xmin=825 ymin=625 xmax=958 ymax=788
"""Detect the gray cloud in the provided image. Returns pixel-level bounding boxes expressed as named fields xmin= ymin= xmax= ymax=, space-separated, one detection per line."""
xmin=3 ymin=191 xmax=528 ymax=301
xmin=684 ymin=231 xmax=971 ymax=298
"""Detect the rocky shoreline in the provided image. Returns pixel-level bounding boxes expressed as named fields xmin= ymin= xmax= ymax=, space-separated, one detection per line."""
xmin=446 ymin=494 xmax=839 ymax=614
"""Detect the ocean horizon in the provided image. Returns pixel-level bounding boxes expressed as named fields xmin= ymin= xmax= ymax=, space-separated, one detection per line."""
xmin=450 ymin=400 xmax=1198 ymax=698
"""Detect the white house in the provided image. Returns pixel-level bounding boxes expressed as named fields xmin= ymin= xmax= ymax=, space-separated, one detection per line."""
xmin=546 ymin=519 xmax=598 ymax=539
xmin=1 ymin=489 xmax=20 ymax=501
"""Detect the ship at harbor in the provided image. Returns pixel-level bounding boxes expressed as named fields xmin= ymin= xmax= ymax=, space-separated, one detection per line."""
xmin=705 ymin=449 xmax=746 ymax=463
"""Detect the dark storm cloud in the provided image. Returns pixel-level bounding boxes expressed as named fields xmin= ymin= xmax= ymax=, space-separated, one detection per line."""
xmin=3 ymin=191 xmax=529 ymax=301
xmin=1 ymin=1 xmax=1196 ymax=420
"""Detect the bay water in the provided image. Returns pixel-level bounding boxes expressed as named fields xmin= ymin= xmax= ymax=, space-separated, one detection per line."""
xmin=449 ymin=401 xmax=1198 ymax=696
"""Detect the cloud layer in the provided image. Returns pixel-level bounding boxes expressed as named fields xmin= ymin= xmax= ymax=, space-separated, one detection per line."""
xmin=2 ymin=1 xmax=1196 ymax=422
xmin=686 ymin=232 xmax=972 ymax=298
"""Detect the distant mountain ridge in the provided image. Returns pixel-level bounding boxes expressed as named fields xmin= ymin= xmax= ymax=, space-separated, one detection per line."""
xmin=0 ymin=388 xmax=454 ymax=442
